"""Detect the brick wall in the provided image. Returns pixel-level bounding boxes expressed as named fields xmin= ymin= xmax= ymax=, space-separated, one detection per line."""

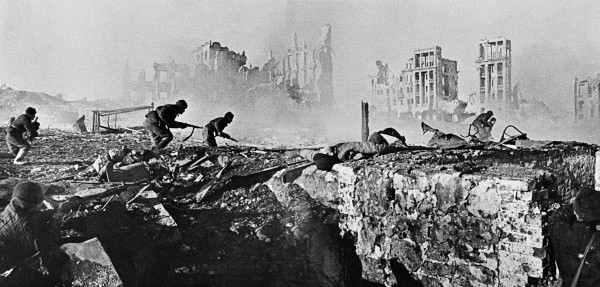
xmin=274 ymin=143 xmax=597 ymax=286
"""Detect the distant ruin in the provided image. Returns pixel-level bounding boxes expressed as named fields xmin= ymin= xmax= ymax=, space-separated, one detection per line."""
xmin=372 ymin=38 xmax=521 ymax=123
xmin=573 ymin=75 xmax=600 ymax=122
xmin=122 ymin=24 xmax=333 ymax=109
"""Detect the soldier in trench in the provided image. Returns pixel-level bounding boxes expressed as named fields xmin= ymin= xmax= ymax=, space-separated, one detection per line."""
xmin=143 ymin=99 xmax=190 ymax=151
xmin=548 ymin=188 xmax=600 ymax=286
xmin=5 ymin=107 xmax=39 ymax=165
xmin=0 ymin=181 xmax=66 ymax=285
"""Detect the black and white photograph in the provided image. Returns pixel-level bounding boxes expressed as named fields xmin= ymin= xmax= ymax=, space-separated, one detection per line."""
xmin=1 ymin=1 xmax=600 ymax=286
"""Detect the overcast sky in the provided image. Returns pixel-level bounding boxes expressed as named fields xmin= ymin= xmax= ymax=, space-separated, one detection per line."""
xmin=2 ymin=0 xmax=600 ymax=113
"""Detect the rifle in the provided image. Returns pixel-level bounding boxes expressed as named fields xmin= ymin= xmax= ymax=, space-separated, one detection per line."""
xmin=58 ymin=179 xmax=148 ymax=212
xmin=183 ymin=123 xmax=203 ymax=129
xmin=219 ymin=132 xmax=238 ymax=142
xmin=182 ymin=123 xmax=203 ymax=141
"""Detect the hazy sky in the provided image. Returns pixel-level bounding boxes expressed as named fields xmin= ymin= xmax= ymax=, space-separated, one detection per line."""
xmin=2 ymin=0 xmax=600 ymax=113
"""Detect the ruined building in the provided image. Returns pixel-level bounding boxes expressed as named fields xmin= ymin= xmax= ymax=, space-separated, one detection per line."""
xmin=476 ymin=38 xmax=513 ymax=114
xmin=372 ymin=46 xmax=460 ymax=121
xmin=264 ymin=24 xmax=334 ymax=107
xmin=192 ymin=41 xmax=251 ymax=94
xmin=123 ymin=60 xmax=191 ymax=103
xmin=122 ymin=24 xmax=333 ymax=108
xmin=573 ymin=75 xmax=600 ymax=122
xmin=270 ymin=143 xmax=598 ymax=286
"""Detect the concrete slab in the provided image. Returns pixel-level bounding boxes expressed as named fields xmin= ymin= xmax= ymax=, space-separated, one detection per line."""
xmin=60 ymin=237 xmax=123 ymax=287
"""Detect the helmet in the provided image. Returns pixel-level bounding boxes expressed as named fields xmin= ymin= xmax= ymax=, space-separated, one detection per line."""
xmin=25 ymin=107 xmax=37 ymax=116
xmin=176 ymin=100 xmax=188 ymax=110
xmin=13 ymin=181 xmax=44 ymax=210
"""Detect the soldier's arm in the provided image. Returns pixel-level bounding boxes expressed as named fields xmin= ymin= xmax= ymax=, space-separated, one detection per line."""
xmin=158 ymin=106 xmax=186 ymax=128
xmin=23 ymin=118 xmax=38 ymax=138
xmin=25 ymin=211 xmax=61 ymax=252
xmin=548 ymin=204 xmax=575 ymax=239
xmin=214 ymin=118 xmax=227 ymax=135
xmin=299 ymin=149 xmax=319 ymax=161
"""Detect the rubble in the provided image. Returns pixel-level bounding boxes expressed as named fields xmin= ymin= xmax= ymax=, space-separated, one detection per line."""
xmin=268 ymin=142 xmax=598 ymax=286
xmin=0 ymin=129 xmax=319 ymax=286
xmin=1 ymin=124 xmax=596 ymax=286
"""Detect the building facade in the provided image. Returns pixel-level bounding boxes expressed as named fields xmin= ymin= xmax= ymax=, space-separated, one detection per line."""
xmin=123 ymin=25 xmax=333 ymax=107
xmin=264 ymin=24 xmax=334 ymax=107
xmin=371 ymin=46 xmax=459 ymax=121
xmin=475 ymin=38 xmax=512 ymax=114
xmin=573 ymin=76 xmax=600 ymax=122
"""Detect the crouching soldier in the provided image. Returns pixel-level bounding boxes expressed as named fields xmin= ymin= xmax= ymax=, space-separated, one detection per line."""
xmin=203 ymin=112 xmax=234 ymax=147
xmin=5 ymin=107 xmax=39 ymax=165
xmin=549 ymin=188 xmax=600 ymax=286
xmin=143 ymin=100 xmax=189 ymax=151
xmin=0 ymin=181 xmax=65 ymax=285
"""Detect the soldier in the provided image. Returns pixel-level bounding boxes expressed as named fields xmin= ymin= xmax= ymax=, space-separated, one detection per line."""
xmin=5 ymin=107 xmax=39 ymax=165
xmin=368 ymin=127 xmax=407 ymax=146
xmin=143 ymin=100 xmax=189 ymax=150
xmin=203 ymin=112 xmax=234 ymax=147
xmin=549 ymin=188 xmax=600 ymax=286
xmin=287 ymin=141 xmax=401 ymax=172
xmin=0 ymin=181 xmax=62 ymax=284
xmin=472 ymin=110 xmax=494 ymax=130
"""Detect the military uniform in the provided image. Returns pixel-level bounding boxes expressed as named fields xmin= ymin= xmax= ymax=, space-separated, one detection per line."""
xmin=143 ymin=104 xmax=186 ymax=149
xmin=549 ymin=188 xmax=600 ymax=286
xmin=203 ymin=116 xmax=233 ymax=147
xmin=5 ymin=114 xmax=38 ymax=155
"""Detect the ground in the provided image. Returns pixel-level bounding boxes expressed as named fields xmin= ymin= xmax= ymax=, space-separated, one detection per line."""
xmin=0 ymin=130 xmax=330 ymax=286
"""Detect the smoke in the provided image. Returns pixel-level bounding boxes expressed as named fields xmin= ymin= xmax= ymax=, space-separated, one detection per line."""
xmin=3 ymin=1 xmax=600 ymax=144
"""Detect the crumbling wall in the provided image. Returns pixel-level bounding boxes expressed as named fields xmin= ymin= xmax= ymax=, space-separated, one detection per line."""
xmin=272 ymin=144 xmax=597 ymax=286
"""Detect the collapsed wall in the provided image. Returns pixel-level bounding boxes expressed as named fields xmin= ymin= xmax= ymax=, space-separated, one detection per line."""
xmin=269 ymin=143 xmax=598 ymax=286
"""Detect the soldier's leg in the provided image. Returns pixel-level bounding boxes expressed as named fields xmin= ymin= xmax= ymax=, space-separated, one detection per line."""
xmin=6 ymin=135 xmax=19 ymax=155
xmin=144 ymin=120 xmax=167 ymax=147
xmin=8 ymin=134 xmax=31 ymax=164
xmin=154 ymin=126 xmax=173 ymax=149
xmin=202 ymin=128 xmax=217 ymax=147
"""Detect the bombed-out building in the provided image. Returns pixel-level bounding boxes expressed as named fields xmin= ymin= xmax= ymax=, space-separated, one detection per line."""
xmin=265 ymin=24 xmax=334 ymax=107
xmin=573 ymin=75 xmax=600 ymax=122
xmin=476 ymin=38 xmax=515 ymax=114
xmin=123 ymin=60 xmax=191 ymax=103
xmin=122 ymin=24 xmax=334 ymax=108
xmin=371 ymin=46 xmax=461 ymax=122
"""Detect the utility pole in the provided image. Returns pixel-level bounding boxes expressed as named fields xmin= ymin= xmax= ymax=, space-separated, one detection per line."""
xmin=362 ymin=101 xmax=369 ymax=143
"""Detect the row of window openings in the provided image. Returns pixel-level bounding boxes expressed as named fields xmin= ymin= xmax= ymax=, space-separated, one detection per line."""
xmin=479 ymin=64 xmax=503 ymax=75
xmin=480 ymin=78 xmax=504 ymax=89
xmin=376 ymin=83 xmax=434 ymax=96
xmin=479 ymin=90 xmax=504 ymax=100
xmin=415 ymin=71 xmax=434 ymax=81
xmin=393 ymin=95 xmax=431 ymax=106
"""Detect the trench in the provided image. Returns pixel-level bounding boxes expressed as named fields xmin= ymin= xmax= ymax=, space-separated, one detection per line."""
xmin=211 ymin=164 xmax=382 ymax=286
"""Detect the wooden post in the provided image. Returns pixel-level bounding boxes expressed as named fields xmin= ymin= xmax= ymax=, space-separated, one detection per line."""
xmin=361 ymin=101 xmax=369 ymax=143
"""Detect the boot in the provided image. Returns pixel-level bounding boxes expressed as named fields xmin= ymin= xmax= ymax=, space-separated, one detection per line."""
xmin=13 ymin=149 xmax=28 ymax=165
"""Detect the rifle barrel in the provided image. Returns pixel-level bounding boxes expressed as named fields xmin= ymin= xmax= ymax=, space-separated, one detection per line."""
xmin=187 ymin=123 xmax=203 ymax=129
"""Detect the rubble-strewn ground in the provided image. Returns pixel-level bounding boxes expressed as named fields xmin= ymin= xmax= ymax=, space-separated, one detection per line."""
xmin=0 ymin=130 xmax=334 ymax=286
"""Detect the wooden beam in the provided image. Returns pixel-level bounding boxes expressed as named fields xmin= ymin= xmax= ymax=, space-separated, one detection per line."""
xmin=362 ymin=101 xmax=369 ymax=143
